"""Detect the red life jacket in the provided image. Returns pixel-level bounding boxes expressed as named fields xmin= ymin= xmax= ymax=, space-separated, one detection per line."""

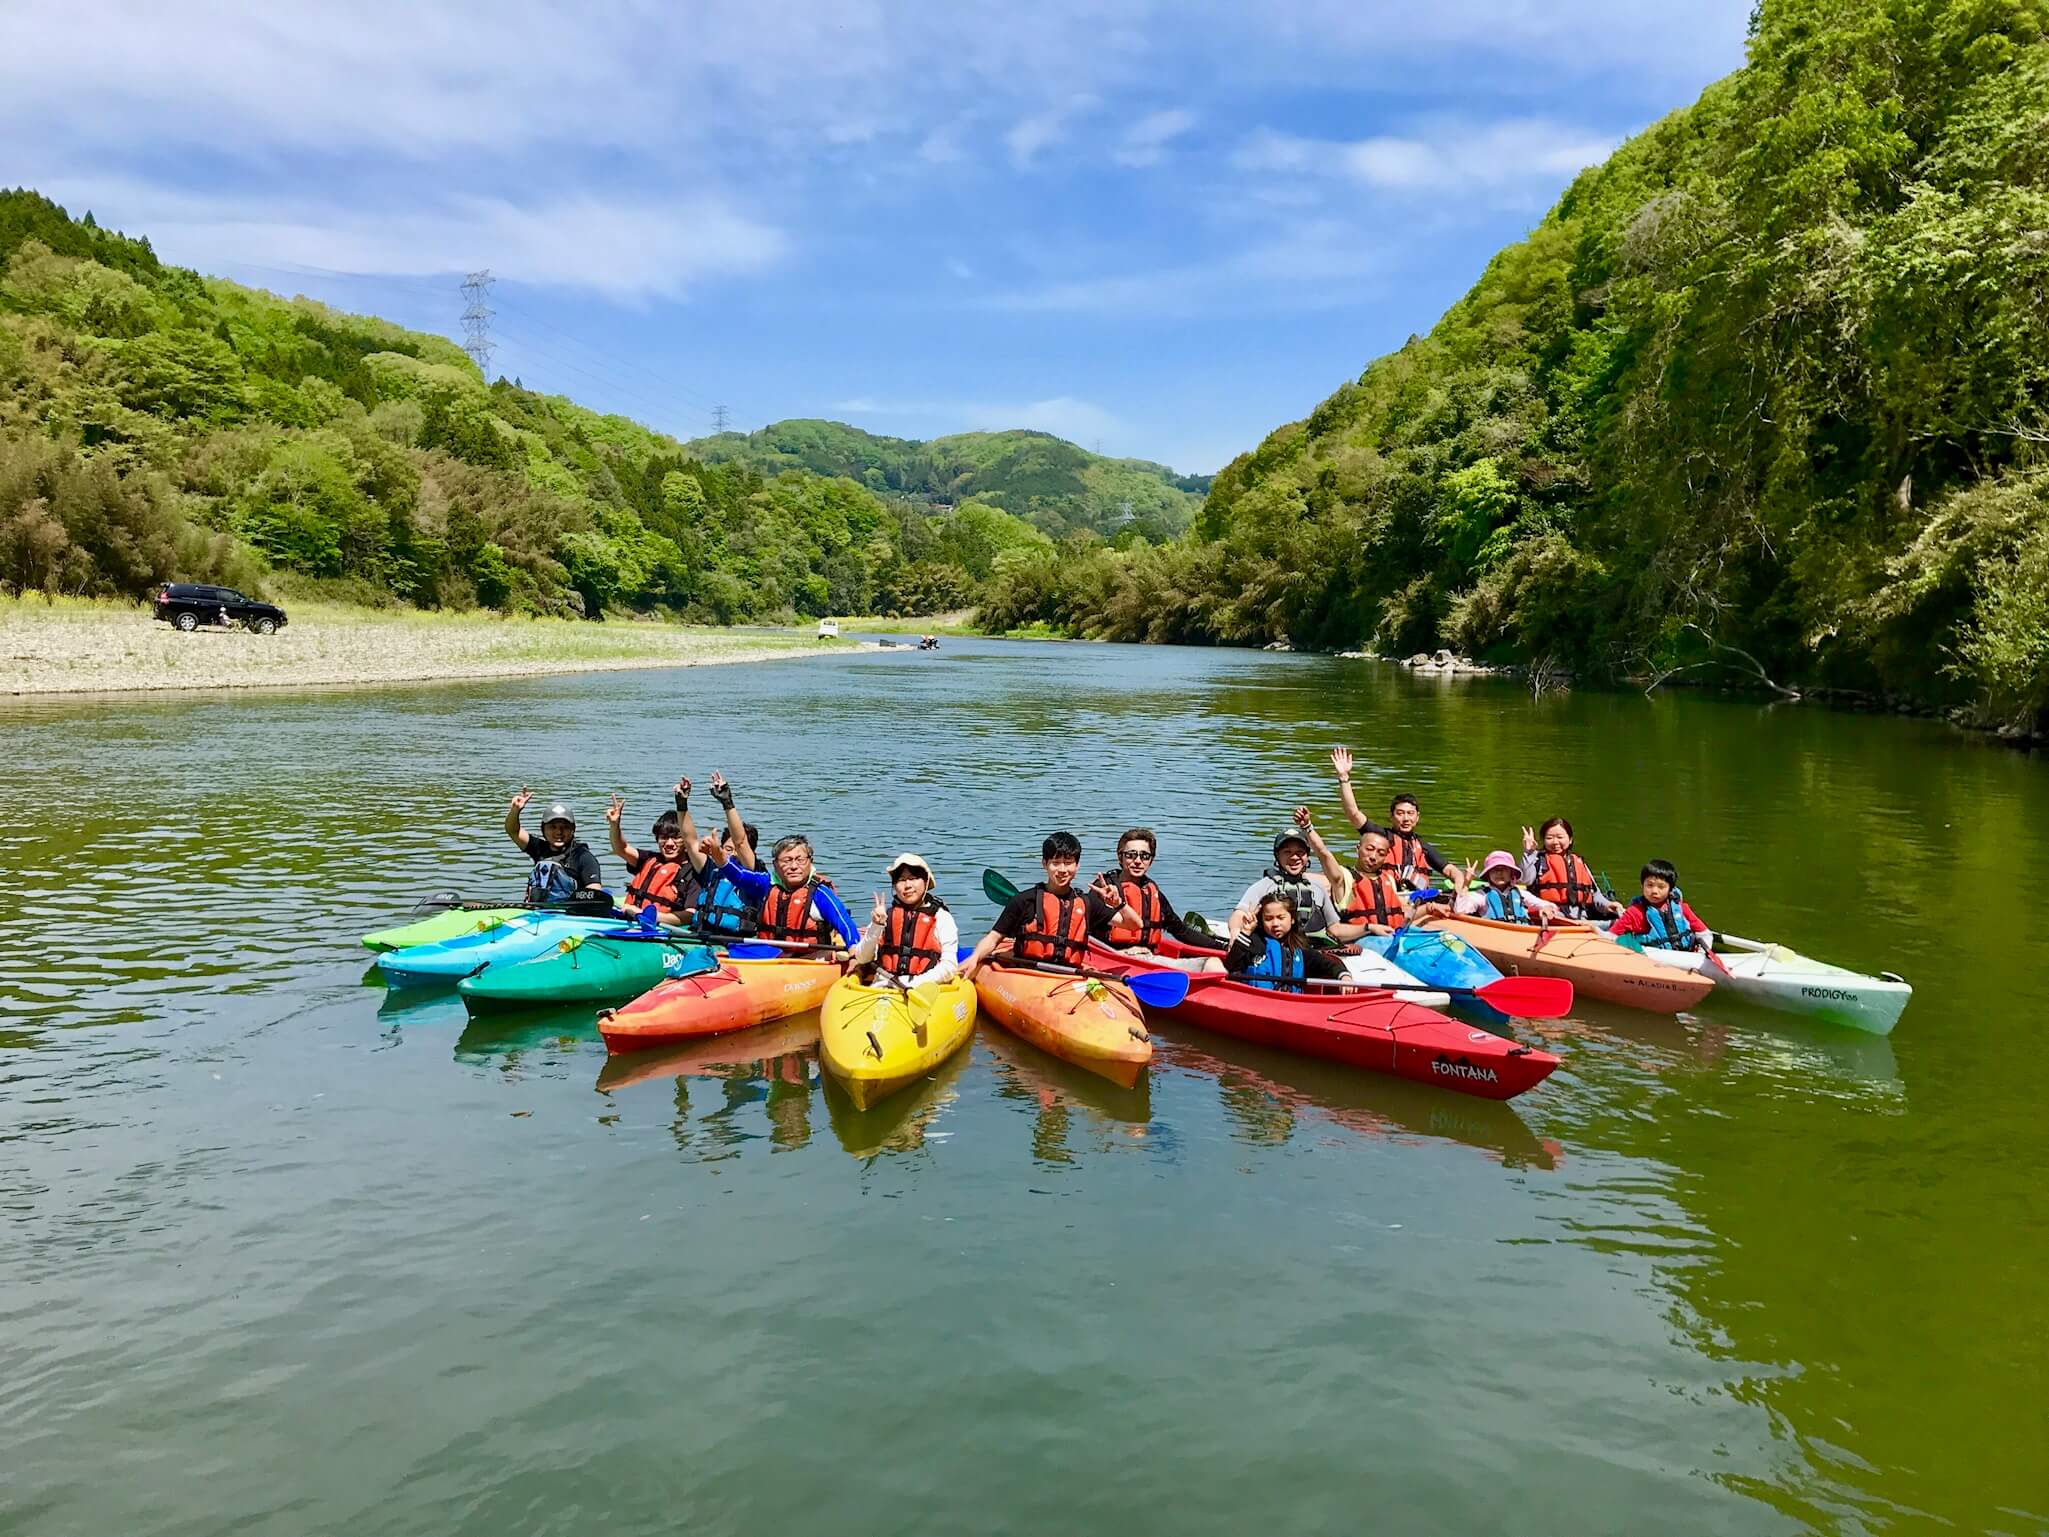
xmin=1015 ymin=885 xmax=1091 ymax=965
xmin=1341 ymin=866 xmax=1407 ymax=929
xmin=625 ymin=853 xmax=688 ymax=916
xmin=1104 ymin=871 xmax=1165 ymax=949
xmin=1388 ymin=830 xmax=1432 ymax=886
xmin=1530 ymin=851 xmax=1599 ymax=914
xmin=878 ymin=896 xmax=946 ymax=977
xmin=760 ymin=875 xmax=835 ymax=944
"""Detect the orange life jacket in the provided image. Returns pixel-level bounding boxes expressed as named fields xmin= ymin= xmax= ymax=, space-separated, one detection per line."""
xmin=877 ymin=896 xmax=946 ymax=977
xmin=1015 ymin=885 xmax=1091 ymax=965
xmin=1104 ymin=871 xmax=1165 ymax=949
xmin=1530 ymin=851 xmax=1599 ymax=914
xmin=1341 ymin=867 xmax=1407 ymax=929
xmin=760 ymin=875 xmax=835 ymax=944
xmin=1388 ymin=830 xmax=1432 ymax=886
xmin=625 ymin=854 xmax=688 ymax=916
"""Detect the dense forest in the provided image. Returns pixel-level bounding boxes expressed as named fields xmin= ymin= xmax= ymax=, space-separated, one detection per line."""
xmin=684 ymin=419 xmax=1207 ymax=544
xmin=0 ymin=193 xmax=1151 ymax=623
xmin=981 ymin=0 xmax=2049 ymax=733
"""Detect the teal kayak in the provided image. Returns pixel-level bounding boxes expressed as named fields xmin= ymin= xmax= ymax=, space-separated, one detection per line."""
xmin=362 ymin=906 xmax=530 ymax=953
xmin=456 ymin=932 xmax=719 ymax=1014
xmin=1361 ymin=925 xmax=1507 ymax=1018
xmin=376 ymin=912 xmax=621 ymax=989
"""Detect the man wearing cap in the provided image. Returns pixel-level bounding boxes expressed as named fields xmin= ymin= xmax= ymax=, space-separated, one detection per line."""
xmin=1232 ymin=815 xmax=1345 ymax=938
xmin=505 ymin=786 xmax=606 ymax=902
xmin=846 ymin=854 xmax=960 ymax=988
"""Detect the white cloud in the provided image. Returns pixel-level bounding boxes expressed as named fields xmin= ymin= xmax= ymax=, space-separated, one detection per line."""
xmin=1005 ymin=95 xmax=1100 ymax=169
xmin=1114 ymin=108 xmax=1197 ymax=168
xmin=1233 ymin=119 xmax=1618 ymax=192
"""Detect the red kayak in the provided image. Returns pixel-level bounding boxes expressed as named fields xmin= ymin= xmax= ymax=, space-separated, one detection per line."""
xmin=1086 ymin=940 xmax=1559 ymax=1101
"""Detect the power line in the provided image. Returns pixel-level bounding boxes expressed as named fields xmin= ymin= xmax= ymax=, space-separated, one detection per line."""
xmin=459 ymin=270 xmax=495 ymax=380
xmin=711 ymin=403 xmax=731 ymax=434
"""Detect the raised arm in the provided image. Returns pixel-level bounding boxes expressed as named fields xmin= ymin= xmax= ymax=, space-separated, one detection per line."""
xmin=1331 ymin=748 xmax=1368 ymax=832
xmin=1300 ymin=808 xmax=1347 ymax=889
xmin=605 ymin=793 xmax=637 ymax=867
xmin=505 ymin=786 xmax=534 ymax=850
xmin=709 ymin=772 xmax=755 ymax=870
xmin=675 ymin=778 xmax=707 ymax=871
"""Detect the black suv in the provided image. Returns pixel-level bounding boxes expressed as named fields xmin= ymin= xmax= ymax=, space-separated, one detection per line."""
xmin=153 ymin=583 xmax=289 ymax=635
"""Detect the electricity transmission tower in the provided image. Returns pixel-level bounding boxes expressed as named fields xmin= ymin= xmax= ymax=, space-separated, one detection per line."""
xmin=711 ymin=403 xmax=731 ymax=434
xmin=459 ymin=270 xmax=495 ymax=379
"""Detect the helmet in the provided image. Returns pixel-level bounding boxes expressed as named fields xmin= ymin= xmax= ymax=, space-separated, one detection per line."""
xmin=1272 ymin=829 xmax=1310 ymax=858
xmin=542 ymin=802 xmax=576 ymax=829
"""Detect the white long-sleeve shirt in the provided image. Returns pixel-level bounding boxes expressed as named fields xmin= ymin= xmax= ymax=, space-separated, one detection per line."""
xmin=847 ymin=903 xmax=961 ymax=987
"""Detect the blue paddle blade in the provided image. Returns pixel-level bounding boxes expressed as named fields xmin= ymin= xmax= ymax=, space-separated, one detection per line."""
xmin=956 ymin=944 xmax=977 ymax=963
xmin=638 ymin=906 xmax=659 ymax=935
xmin=1412 ymin=887 xmax=1442 ymax=904
xmin=1124 ymin=968 xmax=1189 ymax=1008
xmin=723 ymin=942 xmax=787 ymax=960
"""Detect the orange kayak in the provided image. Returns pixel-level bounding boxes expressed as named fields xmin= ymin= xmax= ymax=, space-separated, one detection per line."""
xmin=973 ymin=964 xmax=1152 ymax=1088
xmin=598 ymin=957 xmax=842 ymax=1053
xmin=1431 ymin=916 xmax=1715 ymax=1014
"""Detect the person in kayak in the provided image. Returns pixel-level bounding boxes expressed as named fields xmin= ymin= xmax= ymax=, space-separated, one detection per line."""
xmin=1099 ymin=827 xmax=1225 ymax=957
xmin=1233 ymin=823 xmax=1345 ymax=939
xmin=1520 ymin=818 xmax=1621 ymax=920
xmin=846 ymin=853 xmax=960 ymax=988
xmin=505 ymin=788 xmax=605 ymax=903
xmin=1330 ymin=748 xmax=1465 ymax=889
xmin=1221 ymin=893 xmax=1349 ymax=993
xmin=675 ymin=773 xmax=761 ymax=937
xmin=1303 ymin=818 xmax=1452 ymax=936
xmin=1607 ymin=859 xmax=1714 ymax=951
xmin=958 ymin=832 xmax=1139 ymax=981
xmin=696 ymin=832 xmax=859 ymax=951
xmin=604 ymin=793 xmax=696 ymax=926
xmin=1454 ymin=850 xmax=1563 ymax=923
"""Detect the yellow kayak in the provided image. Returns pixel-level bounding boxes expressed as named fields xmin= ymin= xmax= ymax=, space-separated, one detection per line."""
xmin=818 ymin=973 xmax=978 ymax=1110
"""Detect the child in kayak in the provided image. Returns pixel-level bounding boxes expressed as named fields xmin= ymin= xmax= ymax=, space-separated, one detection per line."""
xmin=698 ymin=832 xmax=860 ymax=951
xmin=846 ymin=853 xmax=960 ymax=989
xmin=1454 ymin=850 xmax=1564 ymax=923
xmin=959 ymin=832 xmax=1138 ymax=980
xmin=675 ymin=773 xmax=761 ymax=937
xmin=505 ymin=788 xmax=605 ymax=903
xmin=1331 ymin=748 xmax=1464 ymax=889
xmin=1520 ymin=818 xmax=1621 ymax=919
xmin=1607 ymin=859 xmax=1714 ymax=952
xmin=1233 ymin=822 xmax=1345 ymax=938
xmin=1099 ymin=827 xmax=1225 ymax=957
xmin=1221 ymin=894 xmax=1350 ymax=993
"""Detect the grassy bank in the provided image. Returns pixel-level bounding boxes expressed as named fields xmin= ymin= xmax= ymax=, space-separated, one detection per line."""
xmin=1 ymin=594 xmax=858 ymax=696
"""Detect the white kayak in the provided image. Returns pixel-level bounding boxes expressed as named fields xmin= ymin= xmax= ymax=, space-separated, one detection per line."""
xmin=1638 ymin=934 xmax=1910 ymax=1035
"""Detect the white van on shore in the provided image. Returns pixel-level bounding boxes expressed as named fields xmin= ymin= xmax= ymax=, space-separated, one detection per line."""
xmin=816 ymin=618 xmax=840 ymax=639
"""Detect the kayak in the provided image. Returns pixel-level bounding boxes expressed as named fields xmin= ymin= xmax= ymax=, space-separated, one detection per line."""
xmin=1145 ymin=933 xmax=1450 ymax=1007
xmin=375 ymin=912 xmax=621 ymax=989
xmin=1163 ymin=971 xmax=1558 ymax=1100
xmin=1635 ymin=936 xmax=1911 ymax=1034
xmin=362 ymin=906 xmax=529 ymax=952
xmin=456 ymin=932 xmax=717 ymax=1014
xmin=1360 ymin=925 xmax=1505 ymax=1010
xmin=973 ymin=964 xmax=1153 ymax=1088
xmin=824 ymin=1039 xmax=969 ymax=1159
xmin=818 ymin=974 xmax=978 ymax=1110
xmin=595 ymin=1015 xmax=822 ymax=1094
xmin=1431 ymin=915 xmax=1715 ymax=1014
xmin=598 ymin=956 xmax=843 ymax=1053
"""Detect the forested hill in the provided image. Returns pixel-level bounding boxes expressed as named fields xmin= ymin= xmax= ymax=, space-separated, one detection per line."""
xmin=0 ymin=190 xmax=1085 ymax=621
xmin=979 ymin=0 xmax=2049 ymax=734
xmin=683 ymin=419 xmax=1208 ymax=542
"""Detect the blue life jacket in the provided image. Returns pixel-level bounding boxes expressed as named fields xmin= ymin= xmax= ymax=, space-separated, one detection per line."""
xmin=1238 ymin=936 xmax=1308 ymax=992
xmin=1633 ymin=892 xmax=1698 ymax=951
xmin=526 ymin=857 xmax=579 ymax=904
xmin=1483 ymin=885 xmax=1531 ymax=923
xmin=695 ymin=869 xmax=759 ymax=938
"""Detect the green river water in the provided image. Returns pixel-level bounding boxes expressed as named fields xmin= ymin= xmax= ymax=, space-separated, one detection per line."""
xmin=3 ymin=639 xmax=2045 ymax=1536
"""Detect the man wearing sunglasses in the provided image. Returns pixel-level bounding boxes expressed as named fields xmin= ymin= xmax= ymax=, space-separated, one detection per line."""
xmin=1099 ymin=827 xmax=1226 ymax=958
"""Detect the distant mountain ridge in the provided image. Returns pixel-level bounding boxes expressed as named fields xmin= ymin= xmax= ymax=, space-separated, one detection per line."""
xmin=684 ymin=418 xmax=1209 ymax=542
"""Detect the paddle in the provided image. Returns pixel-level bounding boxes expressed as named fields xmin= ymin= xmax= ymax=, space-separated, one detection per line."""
xmin=1232 ymin=970 xmax=1574 ymax=1018
xmin=724 ymin=939 xmax=850 ymax=960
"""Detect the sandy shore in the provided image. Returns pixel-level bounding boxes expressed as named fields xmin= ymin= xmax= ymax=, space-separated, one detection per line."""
xmin=2 ymin=604 xmax=859 ymax=696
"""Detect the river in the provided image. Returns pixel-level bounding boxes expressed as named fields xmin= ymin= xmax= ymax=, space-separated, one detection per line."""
xmin=4 ymin=639 xmax=2044 ymax=1536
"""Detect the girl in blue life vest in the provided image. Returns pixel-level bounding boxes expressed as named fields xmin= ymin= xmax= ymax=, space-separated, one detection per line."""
xmin=1221 ymin=893 xmax=1349 ymax=993
xmin=1452 ymin=850 xmax=1565 ymax=924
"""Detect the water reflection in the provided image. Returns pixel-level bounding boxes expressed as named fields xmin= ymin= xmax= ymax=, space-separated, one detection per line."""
xmin=980 ymin=1025 xmax=1152 ymax=1167
xmin=595 ymin=1016 xmax=823 ymax=1156
xmin=820 ymin=1045 xmax=968 ymax=1161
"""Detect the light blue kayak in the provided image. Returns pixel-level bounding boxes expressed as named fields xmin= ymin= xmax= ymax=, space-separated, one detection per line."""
xmin=376 ymin=911 xmax=622 ymax=989
xmin=1361 ymin=925 xmax=1507 ymax=1019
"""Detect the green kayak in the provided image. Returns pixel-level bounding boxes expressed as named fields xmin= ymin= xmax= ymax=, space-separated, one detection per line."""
xmin=362 ymin=906 xmax=528 ymax=953
xmin=456 ymin=931 xmax=718 ymax=1015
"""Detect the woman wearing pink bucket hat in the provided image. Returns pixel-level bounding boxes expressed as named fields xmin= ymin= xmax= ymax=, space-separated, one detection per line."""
xmin=1453 ymin=850 xmax=1564 ymax=923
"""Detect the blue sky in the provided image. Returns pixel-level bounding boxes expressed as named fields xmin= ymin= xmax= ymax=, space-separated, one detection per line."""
xmin=4 ymin=1 xmax=1752 ymax=473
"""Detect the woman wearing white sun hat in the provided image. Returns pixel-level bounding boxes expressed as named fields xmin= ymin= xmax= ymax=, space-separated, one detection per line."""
xmin=846 ymin=853 xmax=961 ymax=989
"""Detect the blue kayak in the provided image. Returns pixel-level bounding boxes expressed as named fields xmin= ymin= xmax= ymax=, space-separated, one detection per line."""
xmin=375 ymin=911 xmax=622 ymax=989
xmin=1361 ymin=925 xmax=1507 ymax=1019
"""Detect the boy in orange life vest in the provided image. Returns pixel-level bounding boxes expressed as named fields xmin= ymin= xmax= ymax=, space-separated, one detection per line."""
xmin=846 ymin=854 xmax=960 ymax=988
xmin=958 ymin=832 xmax=1137 ymax=981
xmin=604 ymin=792 xmax=695 ymax=925
xmin=1330 ymin=748 xmax=1464 ymax=890
xmin=1099 ymin=827 xmax=1224 ymax=956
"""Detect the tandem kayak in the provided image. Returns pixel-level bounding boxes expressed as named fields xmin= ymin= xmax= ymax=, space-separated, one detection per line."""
xmin=1145 ymin=933 xmax=1451 ymax=1007
xmin=455 ymin=932 xmax=717 ymax=1015
xmin=818 ymin=974 xmax=978 ymax=1110
xmin=362 ymin=906 xmax=530 ymax=953
xmin=375 ymin=912 xmax=621 ymax=989
xmin=1162 ymin=972 xmax=1559 ymax=1100
xmin=973 ymin=964 xmax=1153 ymax=1088
xmin=598 ymin=957 xmax=844 ymax=1053
xmin=1431 ymin=916 xmax=1716 ymax=1014
xmin=1636 ymin=935 xmax=1911 ymax=1034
